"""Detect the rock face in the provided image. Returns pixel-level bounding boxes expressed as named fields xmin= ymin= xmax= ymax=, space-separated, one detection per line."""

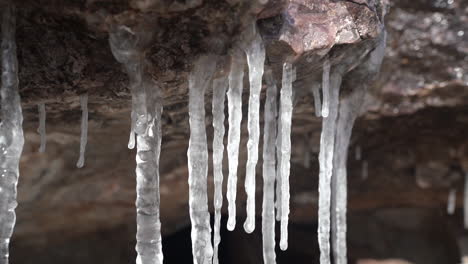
xmin=3 ymin=0 xmax=467 ymax=263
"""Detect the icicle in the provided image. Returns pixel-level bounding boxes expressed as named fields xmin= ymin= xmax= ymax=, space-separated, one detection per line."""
xmin=464 ymin=172 xmax=468 ymax=229
xmin=109 ymin=25 xmax=148 ymax=136
xmin=212 ymin=75 xmax=228 ymax=264
xmin=109 ymin=25 xmax=163 ymax=264
xmin=226 ymin=49 xmax=245 ymax=231
xmin=275 ymin=99 xmax=282 ymax=222
xmin=355 ymin=145 xmax=361 ymax=161
xmin=135 ymin=76 xmax=164 ymax=264
xmin=318 ymin=66 xmax=342 ymax=264
xmin=242 ymin=23 xmax=265 ymax=234
xmin=128 ymin=109 xmax=136 ymax=149
xmin=321 ymin=58 xmax=331 ymax=118
xmin=311 ymin=82 xmax=322 ymax=117
xmin=188 ymin=55 xmax=216 ymax=264
xmin=0 ymin=4 xmax=24 ymax=263
xmin=37 ymin=103 xmax=46 ymax=153
xmin=331 ymin=33 xmax=386 ymax=264
xmin=447 ymin=189 xmax=457 ymax=215
xmin=361 ymin=161 xmax=368 ymax=180
xmin=76 ymin=94 xmax=88 ymax=168
xmin=262 ymin=70 xmax=278 ymax=263
xmin=279 ymin=62 xmax=294 ymax=251
xmin=331 ymin=78 xmax=365 ymax=264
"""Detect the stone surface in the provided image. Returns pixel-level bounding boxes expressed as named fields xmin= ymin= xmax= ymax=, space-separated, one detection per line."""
xmin=2 ymin=0 xmax=467 ymax=262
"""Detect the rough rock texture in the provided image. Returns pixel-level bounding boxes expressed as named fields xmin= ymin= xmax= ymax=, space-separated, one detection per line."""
xmin=2 ymin=0 xmax=467 ymax=263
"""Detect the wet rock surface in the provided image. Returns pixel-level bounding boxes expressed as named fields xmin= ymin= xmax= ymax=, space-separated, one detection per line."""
xmin=4 ymin=0 xmax=468 ymax=262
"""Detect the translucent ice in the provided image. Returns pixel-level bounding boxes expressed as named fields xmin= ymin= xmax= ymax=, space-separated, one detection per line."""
xmin=76 ymin=94 xmax=88 ymax=168
xmin=188 ymin=55 xmax=217 ymax=264
xmin=37 ymin=103 xmax=46 ymax=153
xmin=226 ymin=49 xmax=245 ymax=231
xmin=262 ymin=70 xmax=278 ymax=263
xmin=279 ymin=62 xmax=294 ymax=251
xmin=0 ymin=4 xmax=24 ymax=263
xmin=242 ymin=23 xmax=265 ymax=234
xmin=212 ymin=75 xmax=228 ymax=264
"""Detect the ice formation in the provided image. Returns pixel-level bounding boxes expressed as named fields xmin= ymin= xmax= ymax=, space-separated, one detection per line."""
xmin=262 ymin=70 xmax=278 ymax=263
xmin=318 ymin=64 xmax=343 ymax=264
xmin=226 ymin=48 xmax=245 ymax=231
xmin=0 ymin=4 xmax=24 ymax=263
xmin=109 ymin=25 xmax=164 ymax=264
xmin=278 ymin=62 xmax=294 ymax=251
xmin=135 ymin=77 xmax=164 ymax=264
xmin=109 ymin=25 xmax=149 ymax=138
xmin=311 ymin=82 xmax=322 ymax=117
xmin=188 ymin=55 xmax=216 ymax=264
xmin=275 ymin=101 xmax=283 ymax=222
xmin=321 ymin=58 xmax=331 ymax=118
xmin=37 ymin=103 xmax=46 ymax=153
xmin=447 ymin=189 xmax=457 ymax=215
xmin=242 ymin=23 xmax=266 ymax=234
xmin=331 ymin=33 xmax=386 ymax=264
xmin=331 ymin=76 xmax=366 ymax=264
xmin=212 ymin=75 xmax=228 ymax=264
xmin=76 ymin=94 xmax=88 ymax=168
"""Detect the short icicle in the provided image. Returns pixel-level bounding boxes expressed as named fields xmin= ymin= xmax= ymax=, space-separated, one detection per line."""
xmin=318 ymin=64 xmax=343 ymax=264
xmin=226 ymin=49 xmax=245 ymax=231
xmin=262 ymin=69 xmax=278 ymax=263
xmin=0 ymin=3 xmax=25 ymax=263
xmin=243 ymin=23 xmax=266 ymax=234
xmin=109 ymin=24 xmax=164 ymax=264
xmin=279 ymin=62 xmax=294 ymax=251
xmin=188 ymin=55 xmax=217 ymax=264
xmin=76 ymin=94 xmax=88 ymax=168
xmin=321 ymin=58 xmax=331 ymax=118
xmin=37 ymin=103 xmax=46 ymax=153
xmin=311 ymin=82 xmax=322 ymax=117
xmin=447 ymin=189 xmax=457 ymax=215
xmin=212 ymin=75 xmax=228 ymax=264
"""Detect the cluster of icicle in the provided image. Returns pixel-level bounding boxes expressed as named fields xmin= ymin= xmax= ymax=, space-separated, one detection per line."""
xmin=103 ymin=16 xmax=389 ymax=264
xmin=0 ymin=3 xmax=389 ymax=263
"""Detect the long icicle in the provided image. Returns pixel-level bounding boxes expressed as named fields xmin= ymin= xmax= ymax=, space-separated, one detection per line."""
xmin=243 ymin=23 xmax=266 ymax=234
xmin=331 ymin=33 xmax=386 ymax=264
xmin=275 ymin=99 xmax=283 ymax=222
xmin=0 ymin=4 xmax=24 ymax=263
xmin=226 ymin=49 xmax=245 ymax=231
xmin=318 ymin=65 xmax=343 ymax=264
xmin=76 ymin=94 xmax=88 ymax=168
xmin=37 ymin=103 xmax=46 ymax=153
xmin=331 ymin=80 xmax=365 ymax=264
xmin=135 ymin=76 xmax=164 ymax=264
xmin=262 ymin=69 xmax=278 ymax=263
xmin=279 ymin=62 xmax=293 ymax=251
xmin=212 ymin=75 xmax=228 ymax=264
xmin=188 ymin=55 xmax=216 ymax=264
xmin=109 ymin=24 xmax=163 ymax=264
